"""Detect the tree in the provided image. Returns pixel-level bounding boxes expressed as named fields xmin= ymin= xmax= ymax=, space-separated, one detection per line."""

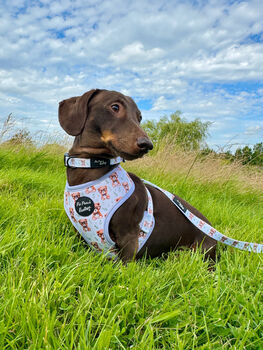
xmin=142 ymin=111 xmax=210 ymax=151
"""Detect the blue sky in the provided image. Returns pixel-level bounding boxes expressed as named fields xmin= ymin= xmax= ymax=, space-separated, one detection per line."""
xmin=0 ymin=0 xmax=263 ymax=150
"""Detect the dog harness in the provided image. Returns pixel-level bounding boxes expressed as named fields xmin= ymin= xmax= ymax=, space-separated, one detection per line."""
xmin=64 ymin=165 xmax=155 ymax=258
xmin=64 ymin=155 xmax=263 ymax=256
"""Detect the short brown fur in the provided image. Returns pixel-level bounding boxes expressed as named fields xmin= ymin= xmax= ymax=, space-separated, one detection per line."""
xmin=59 ymin=89 xmax=217 ymax=262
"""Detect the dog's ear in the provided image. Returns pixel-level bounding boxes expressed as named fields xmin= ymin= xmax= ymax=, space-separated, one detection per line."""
xmin=58 ymin=89 xmax=100 ymax=136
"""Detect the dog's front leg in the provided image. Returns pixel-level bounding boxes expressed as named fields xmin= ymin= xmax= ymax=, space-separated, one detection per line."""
xmin=110 ymin=177 xmax=147 ymax=263
xmin=115 ymin=229 xmax=139 ymax=262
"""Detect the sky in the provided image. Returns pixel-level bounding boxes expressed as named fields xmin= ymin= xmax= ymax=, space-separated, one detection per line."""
xmin=0 ymin=0 xmax=263 ymax=151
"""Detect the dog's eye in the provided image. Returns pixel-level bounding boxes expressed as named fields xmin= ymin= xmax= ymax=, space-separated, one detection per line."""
xmin=111 ymin=104 xmax=119 ymax=112
xmin=138 ymin=115 xmax=142 ymax=122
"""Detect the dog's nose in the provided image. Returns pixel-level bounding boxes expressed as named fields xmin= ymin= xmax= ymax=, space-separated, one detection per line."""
xmin=137 ymin=137 xmax=153 ymax=151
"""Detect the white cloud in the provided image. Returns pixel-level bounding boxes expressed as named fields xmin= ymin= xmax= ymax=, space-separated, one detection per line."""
xmin=244 ymin=125 xmax=263 ymax=135
xmin=109 ymin=42 xmax=164 ymax=64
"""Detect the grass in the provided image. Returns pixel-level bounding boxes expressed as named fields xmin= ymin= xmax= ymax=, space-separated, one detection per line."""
xmin=0 ymin=143 xmax=263 ymax=349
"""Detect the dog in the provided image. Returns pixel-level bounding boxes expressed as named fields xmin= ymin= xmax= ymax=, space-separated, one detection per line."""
xmin=59 ymin=89 xmax=217 ymax=262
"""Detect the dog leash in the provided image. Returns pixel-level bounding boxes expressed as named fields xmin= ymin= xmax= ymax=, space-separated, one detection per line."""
xmin=143 ymin=179 xmax=263 ymax=254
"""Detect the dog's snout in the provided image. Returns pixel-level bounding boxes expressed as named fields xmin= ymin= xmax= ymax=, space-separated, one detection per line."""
xmin=137 ymin=137 xmax=153 ymax=151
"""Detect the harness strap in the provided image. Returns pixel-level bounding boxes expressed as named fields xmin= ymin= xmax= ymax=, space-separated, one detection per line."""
xmin=143 ymin=179 xmax=263 ymax=254
xmin=64 ymin=153 xmax=124 ymax=168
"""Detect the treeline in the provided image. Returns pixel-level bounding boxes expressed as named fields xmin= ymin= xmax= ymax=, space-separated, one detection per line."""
xmin=142 ymin=112 xmax=263 ymax=167
xmin=1 ymin=113 xmax=262 ymax=167
xmin=221 ymin=144 xmax=263 ymax=166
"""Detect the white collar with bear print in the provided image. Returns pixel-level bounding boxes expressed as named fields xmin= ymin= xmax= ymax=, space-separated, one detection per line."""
xmin=64 ymin=165 xmax=155 ymax=259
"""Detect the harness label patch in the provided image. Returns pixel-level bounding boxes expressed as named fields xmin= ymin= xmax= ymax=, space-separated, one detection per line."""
xmin=75 ymin=196 xmax=95 ymax=216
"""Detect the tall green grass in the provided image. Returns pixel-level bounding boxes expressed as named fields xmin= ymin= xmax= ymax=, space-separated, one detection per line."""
xmin=0 ymin=144 xmax=263 ymax=349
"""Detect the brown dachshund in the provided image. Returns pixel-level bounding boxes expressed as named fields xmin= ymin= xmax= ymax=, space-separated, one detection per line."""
xmin=59 ymin=89 xmax=217 ymax=262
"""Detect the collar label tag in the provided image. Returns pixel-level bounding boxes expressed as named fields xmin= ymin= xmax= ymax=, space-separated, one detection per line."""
xmin=90 ymin=158 xmax=110 ymax=168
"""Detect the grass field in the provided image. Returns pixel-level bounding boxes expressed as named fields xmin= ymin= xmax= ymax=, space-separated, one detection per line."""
xmin=0 ymin=143 xmax=263 ymax=349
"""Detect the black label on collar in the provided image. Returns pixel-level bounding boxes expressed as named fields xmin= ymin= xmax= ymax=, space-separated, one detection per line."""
xmin=173 ymin=197 xmax=187 ymax=213
xmin=90 ymin=158 xmax=110 ymax=168
xmin=75 ymin=196 xmax=95 ymax=216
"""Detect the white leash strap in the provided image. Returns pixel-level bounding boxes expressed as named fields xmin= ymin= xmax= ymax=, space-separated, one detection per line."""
xmin=143 ymin=179 xmax=263 ymax=254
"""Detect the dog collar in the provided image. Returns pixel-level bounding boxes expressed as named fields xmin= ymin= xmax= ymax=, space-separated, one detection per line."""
xmin=64 ymin=153 xmax=124 ymax=169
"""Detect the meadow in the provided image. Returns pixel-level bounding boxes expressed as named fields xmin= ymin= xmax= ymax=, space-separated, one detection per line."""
xmin=0 ymin=142 xmax=263 ymax=349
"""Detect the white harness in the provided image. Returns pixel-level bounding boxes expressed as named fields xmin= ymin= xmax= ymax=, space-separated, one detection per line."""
xmin=64 ymin=165 xmax=155 ymax=258
xmin=64 ymin=154 xmax=263 ymax=256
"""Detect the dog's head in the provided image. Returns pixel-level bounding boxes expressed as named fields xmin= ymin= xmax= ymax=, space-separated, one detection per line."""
xmin=58 ymin=89 xmax=153 ymax=160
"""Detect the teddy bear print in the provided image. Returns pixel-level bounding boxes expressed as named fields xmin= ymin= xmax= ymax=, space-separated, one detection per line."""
xmin=220 ymin=236 xmax=227 ymax=243
xmin=65 ymin=191 xmax=70 ymax=205
xmin=92 ymin=202 xmax=103 ymax=220
xmin=69 ymin=207 xmax=77 ymax=223
xmin=71 ymin=192 xmax=80 ymax=203
xmin=78 ymin=218 xmax=91 ymax=232
xmin=209 ymin=228 xmax=216 ymax=237
xmin=98 ymin=186 xmax=110 ymax=200
xmin=143 ymin=220 xmax=153 ymax=228
xmin=85 ymin=186 xmax=96 ymax=194
xmin=109 ymin=172 xmax=121 ymax=187
xmin=139 ymin=230 xmax=146 ymax=239
xmin=81 ymin=159 xmax=86 ymax=167
xmin=96 ymin=229 xmax=105 ymax=243
xmin=122 ymin=182 xmax=129 ymax=193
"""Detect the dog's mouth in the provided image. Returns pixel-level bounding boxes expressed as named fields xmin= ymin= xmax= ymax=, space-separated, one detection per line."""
xmin=106 ymin=141 xmax=149 ymax=161
xmin=120 ymin=149 xmax=149 ymax=160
